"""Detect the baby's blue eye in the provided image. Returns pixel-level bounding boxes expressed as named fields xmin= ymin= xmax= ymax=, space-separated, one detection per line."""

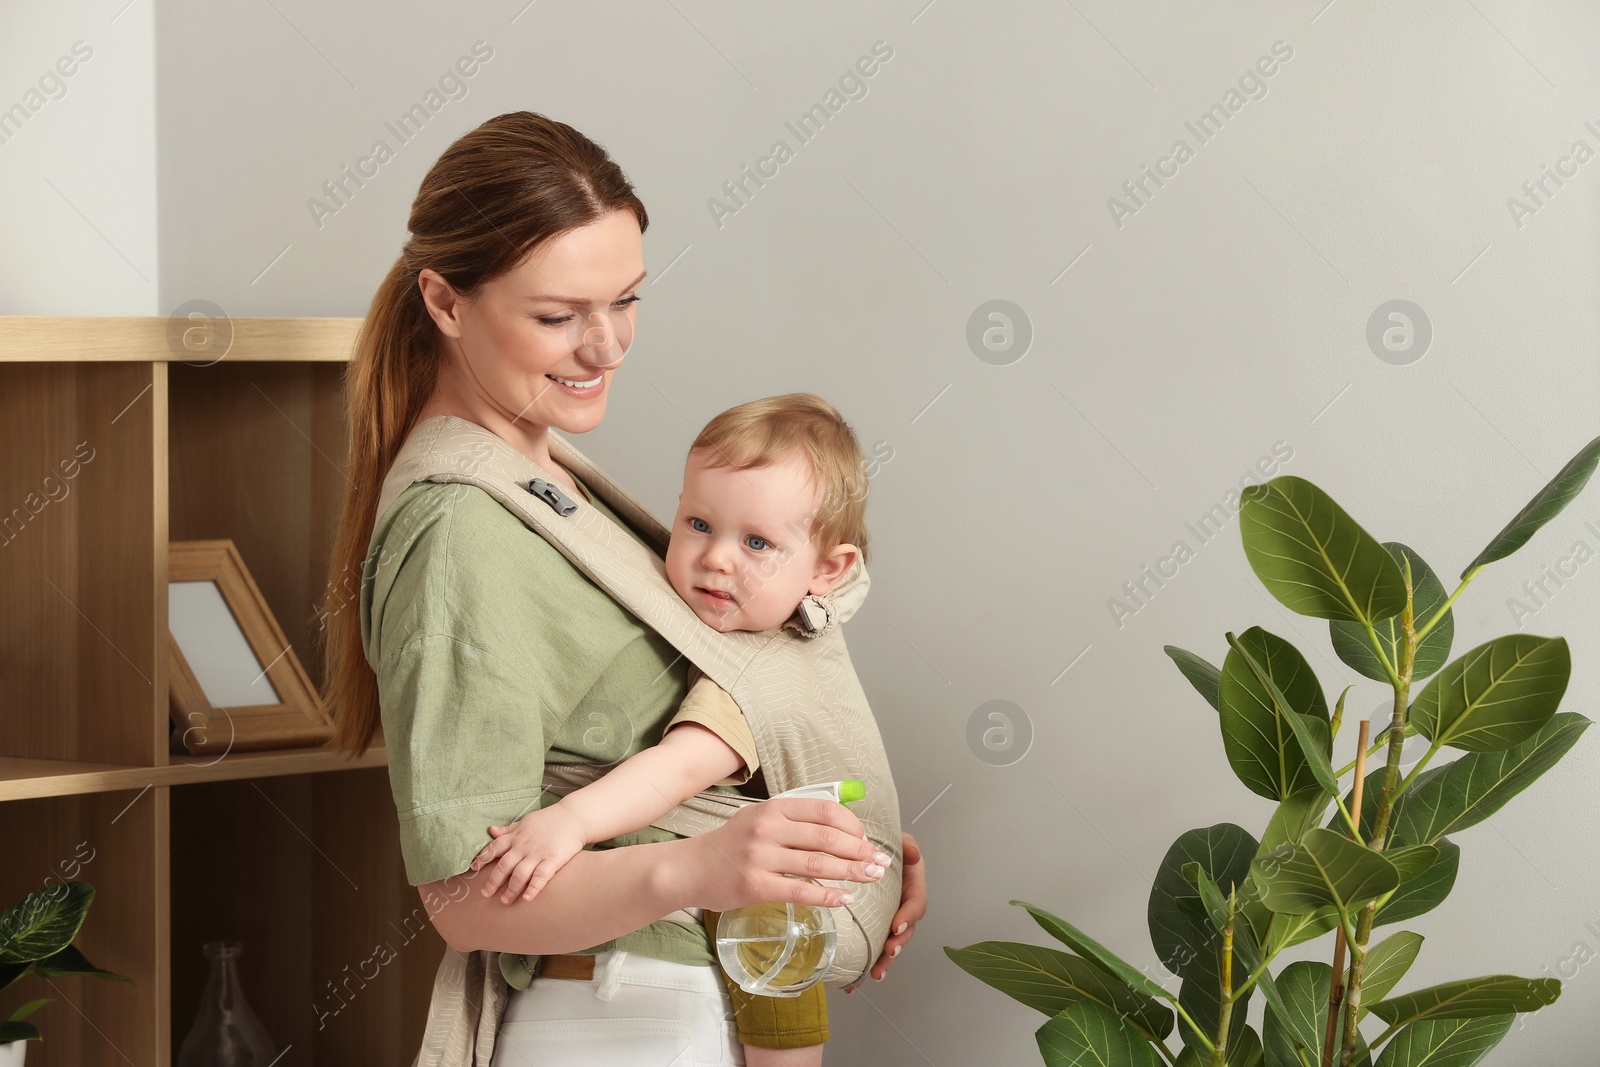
xmin=689 ymin=518 xmax=709 ymax=533
xmin=747 ymin=536 xmax=770 ymax=551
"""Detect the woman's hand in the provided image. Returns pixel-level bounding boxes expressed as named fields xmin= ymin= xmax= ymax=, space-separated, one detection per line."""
xmin=680 ymin=797 xmax=891 ymax=912
xmin=843 ymin=831 xmax=926 ymax=994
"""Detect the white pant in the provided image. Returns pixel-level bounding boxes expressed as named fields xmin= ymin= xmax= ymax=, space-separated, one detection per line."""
xmin=490 ymin=950 xmax=745 ymax=1067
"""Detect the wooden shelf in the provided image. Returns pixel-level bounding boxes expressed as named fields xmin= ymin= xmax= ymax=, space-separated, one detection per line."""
xmin=0 ymin=315 xmax=362 ymax=362
xmin=0 ymin=315 xmax=441 ymax=1065
xmin=0 ymin=742 xmax=389 ymax=801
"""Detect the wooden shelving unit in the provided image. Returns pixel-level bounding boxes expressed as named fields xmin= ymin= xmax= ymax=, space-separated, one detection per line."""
xmin=0 ymin=317 xmax=446 ymax=1064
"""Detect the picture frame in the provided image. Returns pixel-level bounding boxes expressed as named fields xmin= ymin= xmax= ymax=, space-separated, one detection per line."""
xmin=167 ymin=539 xmax=332 ymax=756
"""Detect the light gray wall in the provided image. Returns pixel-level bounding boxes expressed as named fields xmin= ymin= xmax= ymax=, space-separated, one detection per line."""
xmin=0 ymin=1 xmax=156 ymax=313
xmin=13 ymin=1 xmax=1600 ymax=1062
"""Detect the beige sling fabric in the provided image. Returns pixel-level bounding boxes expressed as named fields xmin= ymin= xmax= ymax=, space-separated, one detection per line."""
xmin=374 ymin=415 xmax=903 ymax=1067
xmin=409 ymin=947 xmax=507 ymax=1067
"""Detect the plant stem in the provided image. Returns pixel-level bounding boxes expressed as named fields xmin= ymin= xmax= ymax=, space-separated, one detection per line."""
xmin=1331 ymin=792 xmax=1363 ymax=843
xmin=1173 ymin=1000 xmax=1218 ymax=1054
xmin=1413 ymin=565 xmax=1482 ymax=643
xmin=1235 ymin=944 xmax=1284 ymax=999
xmin=1323 ymin=720 xmax=1371 ymax=1067
xmin=1394 ymin=739 xmax=1443 ymax=796
xmin=1368 ymin=1021 xmax=1404 ymax=1050
xmin=1340 ymin=562 xmax=1416 ymax=1065
xmin=1355 ymin=615 xmax=1401 ymax=686
xmin=1212 ymin=890 xmax=1237 ymax=1066
xmin=1321 ymin=927 xmax=1347 ymax=1067
xmin=1366 ymin=582 xmax=1415 ymax=853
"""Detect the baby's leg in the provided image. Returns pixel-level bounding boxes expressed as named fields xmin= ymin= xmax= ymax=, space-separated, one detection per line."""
xmin=742 ymin=1042 xmax=824 ymax=1067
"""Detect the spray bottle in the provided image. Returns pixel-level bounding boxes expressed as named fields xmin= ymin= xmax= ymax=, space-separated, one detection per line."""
xmin=713 ymin=779 xmax=866 ymax=997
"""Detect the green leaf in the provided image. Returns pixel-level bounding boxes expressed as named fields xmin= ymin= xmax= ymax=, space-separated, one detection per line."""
xmin=1392 ymin=713 xmax=1593 ymax=846
xmin=1375 ymin=840 xmax=1459 ymax=928
xmin=1226 ymin=1024 xmax=1263 ymax=1067
xmin=1461 ymin=433 xmax=1600 ymax=578
xmin=1411 ymin=635 xmax=1571 ymax=752
xmin=1148 ymin=825 xmax=1259 ymax=979
xmin=1174 ymin=1027 xmax=1265 ymax=1067
xmin=1330 ymin=750 xmax=1423 ymax=845
xmin=1010 ymin=900 xmax=1171 ymax=1003
xmin=1259 ymin=790 xmax=1334 ymax=856
xmin=1384 ymin=845 xmax=1440 ymax=884
xmin=1268 ymin=906 xmax=1342 ymax=953
xmin=1369 ymin=975 xmax=1560 ymax=1026
xmin=1187 ymin=860 xmax=1270 ymax=950
xmin=1218 ymin=628 xmax=1332 ymax=800
xmin=1289 ymin=713 xmax=1335 ymax=791
xmin=1330 ymin=543 xmax=1455 ymax=683
xmin=0 ymin=1020 xmax=41 ymax=1043
xmin=943 ymin=942 xmax=1174 ymax=1041
xmin=1188 ymin=866 xmax=1231 ymax=934
xmin=0 ymin=882 xmax=94 ymax=965
xmin=1261 ymin=961 xmax=1372 ymax=1067
xmin=32 ymin=943 xmax=133 ymax=983
xmin=6 ymin=997 xmax=49 ymax=1023
xmin=1238 ymin=476 xmax=1407 ymax=624
xmin=1360 ymin=932 xmax=1424 ymax=1008
xmin=1253 ymin=828 xmax=1400 ymax=915
xmin=1164 ymin=645 xmax=1222 ymax=711
xmin=1230 ymin=919 xmax=1294 ymax=1059
xmin=1036 ymin=999 xmax=1167 ymax=1067
xmin=1374 ymin=1014 xmax=1513 ymax=1067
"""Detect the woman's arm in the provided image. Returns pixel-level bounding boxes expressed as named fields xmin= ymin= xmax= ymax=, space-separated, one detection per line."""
xmin=428 ymin=834 xmax=697 ymax=954
xmin=426 ymin=795 xmax=890 ymax=954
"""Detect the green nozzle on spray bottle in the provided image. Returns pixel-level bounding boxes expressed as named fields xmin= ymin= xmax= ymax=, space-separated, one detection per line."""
xmin=713 ymin=779 xmax=866 ymax=997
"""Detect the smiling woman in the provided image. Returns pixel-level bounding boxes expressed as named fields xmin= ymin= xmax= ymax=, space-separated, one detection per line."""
xmin=410 ymin=208 xmax=645 ymax=478
xmin=314 ymin=111 xmax=924 ymax=1066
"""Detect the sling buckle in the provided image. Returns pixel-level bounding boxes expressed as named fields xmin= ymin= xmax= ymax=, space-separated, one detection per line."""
xmin=523 ymin=477 xmax=579 ymax=516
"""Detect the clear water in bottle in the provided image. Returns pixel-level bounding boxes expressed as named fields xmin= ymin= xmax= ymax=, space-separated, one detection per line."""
xmin=714 ymin=891 xmax=837 ymax=997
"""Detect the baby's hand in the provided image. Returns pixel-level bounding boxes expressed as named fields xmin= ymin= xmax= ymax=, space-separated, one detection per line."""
xmin=469 ymin=803 xmax=588 ymax=904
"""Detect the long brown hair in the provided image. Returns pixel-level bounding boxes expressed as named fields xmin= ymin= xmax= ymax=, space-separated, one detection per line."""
xmin=317 ymin=111 xmax=650 ymax=757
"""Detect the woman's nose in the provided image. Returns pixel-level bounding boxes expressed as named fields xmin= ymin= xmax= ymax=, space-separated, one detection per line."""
xmin=576 ymin=310 xmax=626 ymax=371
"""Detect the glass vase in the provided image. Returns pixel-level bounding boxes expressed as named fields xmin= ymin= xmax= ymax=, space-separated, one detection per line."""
xmin=177 ymin=940 xmax=276 ymax=1067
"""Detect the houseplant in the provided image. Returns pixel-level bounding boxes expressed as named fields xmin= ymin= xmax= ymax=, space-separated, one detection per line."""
xmin=947 ymin=433 xmax=1600 ymax=1066
xmin=0 ymin=882 xmax=134 ymax=1064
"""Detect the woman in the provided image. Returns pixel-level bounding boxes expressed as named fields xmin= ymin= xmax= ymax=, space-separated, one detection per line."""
xmin=319 ymin=110 xmax=927 ymax=1064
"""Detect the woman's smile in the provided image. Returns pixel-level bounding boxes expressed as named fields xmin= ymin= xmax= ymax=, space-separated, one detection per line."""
xmin=544 ymin=371 xmax=607 ymax=398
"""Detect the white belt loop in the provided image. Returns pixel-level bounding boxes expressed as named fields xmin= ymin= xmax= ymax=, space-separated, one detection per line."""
xmin=594 ymin=950 xmax=627 ymax=1001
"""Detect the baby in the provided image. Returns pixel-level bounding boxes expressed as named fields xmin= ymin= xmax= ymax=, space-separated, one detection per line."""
xmin=469 ymin=391 xmax=883 ymax=1067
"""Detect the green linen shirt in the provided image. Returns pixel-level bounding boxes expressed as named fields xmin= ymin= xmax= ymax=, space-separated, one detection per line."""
xmin=360 ymin=474 xmax=736 ymax=989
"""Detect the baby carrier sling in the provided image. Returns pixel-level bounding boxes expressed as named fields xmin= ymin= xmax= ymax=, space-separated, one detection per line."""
xmin=375 ymin=415 xmax=903 ymax=1066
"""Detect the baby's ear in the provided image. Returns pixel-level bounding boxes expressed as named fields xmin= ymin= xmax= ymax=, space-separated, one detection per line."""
xmin=810 ymin=542 xmax=859 ymax=595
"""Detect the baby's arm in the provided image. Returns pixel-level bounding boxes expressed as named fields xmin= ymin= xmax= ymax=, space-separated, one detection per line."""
xmin=470 ymin=720 xmax=748 ymax=903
